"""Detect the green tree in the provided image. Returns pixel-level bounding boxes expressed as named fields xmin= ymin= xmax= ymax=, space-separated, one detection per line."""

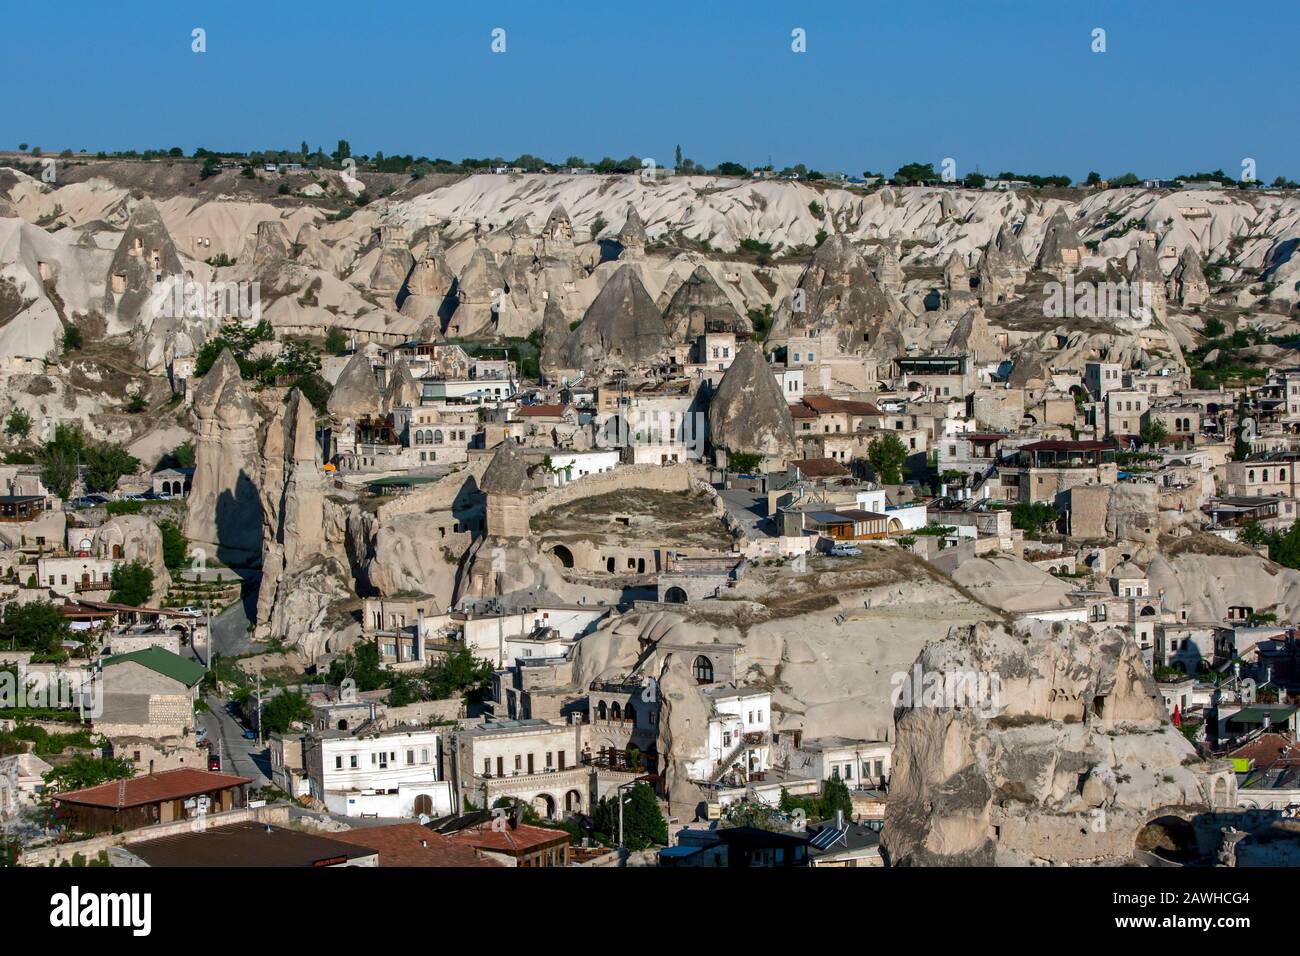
xmin=1086 ymin=171 xmax=1102 ymax=186
xmin=169 ymin=441 xmax=196 ymax=469
xmin=893 ymin=162 xmax=938 ymax=185
xmin=1011 ymin=501 xmax=1058 ymax=536
xmin=592 ymin=782 xmax=666 ymax=849
xmin=324 ymin=327 xmax=348 ymax=354
xmin=0 ymin=601 xmax=72 ymax=655
xmin=82 ymin=442 xmax=138 ymax=493
xmin=423 ymin=644 xmax=494 ymax=701
xmin=61 ymin=325 xmax=84 ymax=353
xmin=866 ymin=432 xmax=908 ymax=484
xmin=821 ymin=775 xmax=853 ymax=820
xmin=325 ymin=642 xmax=387 ymax=693
xmin=36 ymin=424 xmax=86 ymax=499
xmin=43 ymin=756 xmax=135 ymax=796
xmin=157 ymin=520 xmax=188 ymax=570
xmin=109 ymin=561 xmax=154 ymax=607
xmin=260 ymin=690 xmax=311 ymax=735
xmin=1139 ymin=419 xmax=1168 ymax=447
xmin=4 ymin=408 xmax=31 ymax=441
xmin=727 ymin=451 xmax=764 ymax=475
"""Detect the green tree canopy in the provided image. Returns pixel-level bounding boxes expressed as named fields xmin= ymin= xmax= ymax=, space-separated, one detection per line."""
xmin=0 ymin=601 xmax=72 ymax=656
xmin=43 ymin=755 xmax=135 ymax=796
xmin=82 ymin=442 xmax=139 ymax=493
xmin=109 ymin=561 xmax=154 ymax=607
xmin=866 ymin=432 xmax=908 ymax=484
xmin=260 ymin=690 xmax=311 ymax=735
xmin=592 ymin=782 xmax=666 ymax=850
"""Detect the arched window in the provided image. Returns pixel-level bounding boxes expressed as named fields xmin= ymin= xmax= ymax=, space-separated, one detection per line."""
xmin=610 ymin=702 xmax=621 ymax=721
xmin=596 ymin=700 xmax=607 ymax=721
xmin=433 ymin=430 xmax=444 ymax=444
xmin=625 ymin=703 xmax=636 ymax=725
xmin=414 ymin=430 xmax=426 ymax=445
xmin=693 ymin=655 xmax=714 ymax=685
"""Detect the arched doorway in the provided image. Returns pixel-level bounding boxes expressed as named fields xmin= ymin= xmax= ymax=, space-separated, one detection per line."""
xmin=551 ymin=545 xmax=575 ymax=569
xmin=664 ymin=586 xmax=688 ymax=604
xmin=413 ymin=794 xmax=433 ymax=816
xmin=693 ymin=655 xmax=714 ymax=684
xmin=1135 ymin=815 xmax=1199 ymax=864
xmin=337 ymin=719 xmax=349 ymax=731
xmin=564 ymin=789 xmax=583 ymax=814
xmin=532 ymin=792 xmax=556 ymax=819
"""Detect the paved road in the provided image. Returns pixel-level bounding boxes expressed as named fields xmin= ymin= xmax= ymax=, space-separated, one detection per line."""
xmin=198 ymin=693 xmax=271 ymax=788
xmin=717 ymin=488 xmax=774 ymax=538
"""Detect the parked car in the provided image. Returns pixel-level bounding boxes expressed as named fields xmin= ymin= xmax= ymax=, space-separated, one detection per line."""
xmin=177 ymin=606 xmax=203 ymax=618
xmin=207 ymin=753 xmax=221 ymax=771
xmin=123 ymin=493 xmax=148 ymax=502
xmin=242 ymin=730 xmax=257 ymax=741
xmin=830 ymin=543 xmax=863 ymax=557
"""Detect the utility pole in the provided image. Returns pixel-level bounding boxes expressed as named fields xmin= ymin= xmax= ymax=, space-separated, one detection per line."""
xmin=256 ymin=672 xmax=263 ymax=748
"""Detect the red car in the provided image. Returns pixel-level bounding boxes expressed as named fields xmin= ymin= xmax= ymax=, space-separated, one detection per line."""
xmin=207 ymin=753 xmax=221 ymax=772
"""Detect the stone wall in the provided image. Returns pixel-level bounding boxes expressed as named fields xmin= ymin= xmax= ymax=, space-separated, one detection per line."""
xmin=530 ymin=462 xmax=700 ymax=513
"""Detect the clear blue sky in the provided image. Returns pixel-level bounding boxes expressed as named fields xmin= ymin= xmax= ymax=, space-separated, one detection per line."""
xmin=3 ymin=0 xmax=1295 ymax=181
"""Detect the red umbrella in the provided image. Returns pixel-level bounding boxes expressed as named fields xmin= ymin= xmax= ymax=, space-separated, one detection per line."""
xmin=1172 ymin=704 xmax=1182 ymax=727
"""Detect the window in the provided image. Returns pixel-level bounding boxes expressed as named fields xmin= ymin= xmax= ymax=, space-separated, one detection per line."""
xmin=546 ymin=751 xmax=553 ymax=768
xmin=483 ymin=758 xmax=491 ymax=775
xmin=350 ymin=755 xmax=358 ymax=769
xmin=515 ymin=754 xmax=522 ymax=772
xmin=406 ymin=749 xmax=415 ymax=765
xmin=335 ymin=756 xmax=343 ymax=769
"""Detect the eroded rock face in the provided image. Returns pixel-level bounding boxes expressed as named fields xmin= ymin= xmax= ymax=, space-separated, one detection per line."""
xmin=771 ymin=233 xmax=898 ymax=357
xmin=261 ymin=556 xmax=358 ymax=662
xmin=538 ymin=297 xmax=571 ymax=382
xmin=92 ymin=514 xmax=171 ymax=603
xmin=883 ymin=620 xmax=1211 ymax=866
xmin=256 ymin=389 xmax=329 ymax=635
xmin=251 ymin=220 xmax=294 ymax=269
xmin=326 ymin=350 xmax=381 ymax=422
xmin=105 ymin=199 xmax=184 ymax=327
xmin=661 ymin=265 xmax=751 ymax=342
xmin=184 ymin=349 xmax=264 ymax=566
xmin=706 ymin=342 xmax=796 ymax=461
xmin=564 ymin=264 xmax=671 ymax=372
xmin=1036 ymin=208 xmax=1084 ymax=276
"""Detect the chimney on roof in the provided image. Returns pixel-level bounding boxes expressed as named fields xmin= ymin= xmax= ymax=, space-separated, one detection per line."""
xmin=835 ymin=809 xmax=844 ymax=830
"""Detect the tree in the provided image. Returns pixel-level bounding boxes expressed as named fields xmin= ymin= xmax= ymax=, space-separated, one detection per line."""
xmin=260 ymin=690 xmax=311 ymax=735
xmin=675 ymin=144 xmax=683 ymax=170
xmin=423 ymin=645 xmax=494 ymax=701
xmin=82 ymin=442 xmax=138 ymax=493
xmin=61 ymin=325 xmax=83 ymax=353
xmin=893 ymin=162 xmax=937 ymax=185
xmin=36 ymin=424 xmax=85 ymax=499
xmin=4 ymin=408 xmax=31 ymax=441
xmin=727 ymin=451 xmax=764 ymax=475
xmin=325 ymin=642 xmax=387 ymax=693
xmin=1139 ymin=419 xmax=1168 ymax=447
xmin=0 ymin=601 xmax=72 ymax=656
xmin=324 ymin=327 xmax=348 ymax=354
xmin=158 ymin=520 xmax=188 ymax=570
xmin=109 ymin=561 xmax=154 ymax=608
xmin=1011 ymin=501 xmax=1058 ymax=536
xmin=715 ymin=161 xmax=748 ymax=177
xmin=821 ymin=775 xmax=853 ymax=820
xmin=866 ymin=432 xmax=908 ymax=484
xmin=43 ymin=756 xmax=135 ymax=796
xmin=963 ymin=171 xmax=987 ymax=189
xmin=169 ymin=441 xmax=196 ymax=469
xmin=592 ymin=782 xmax=666 ymax=849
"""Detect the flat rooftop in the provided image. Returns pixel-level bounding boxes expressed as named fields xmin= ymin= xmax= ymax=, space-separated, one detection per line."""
xmin=126 ymin=821 xmax=375 ymax=867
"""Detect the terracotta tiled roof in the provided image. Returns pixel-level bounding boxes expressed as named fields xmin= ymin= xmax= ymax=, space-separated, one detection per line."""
xmin=516 ymin=404 xmax=569 ymax=417
xmin=445 ymin=820 xmax=571 ymax=856
xmin=327 ymin=823 xmax=504 ymax=867
xmin=53 ymin=768 xmax=252 ymax=809
xmin=789 ymin=403 xmax=816 ymax=419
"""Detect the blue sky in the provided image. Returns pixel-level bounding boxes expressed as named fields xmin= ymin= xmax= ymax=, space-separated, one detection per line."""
xmin=3 ymin=0 xmax=1295 ymax=181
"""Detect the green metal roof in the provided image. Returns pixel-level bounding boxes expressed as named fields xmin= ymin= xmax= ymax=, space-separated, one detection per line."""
xmin=102 ymin=647 xmax=206 ymax=688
